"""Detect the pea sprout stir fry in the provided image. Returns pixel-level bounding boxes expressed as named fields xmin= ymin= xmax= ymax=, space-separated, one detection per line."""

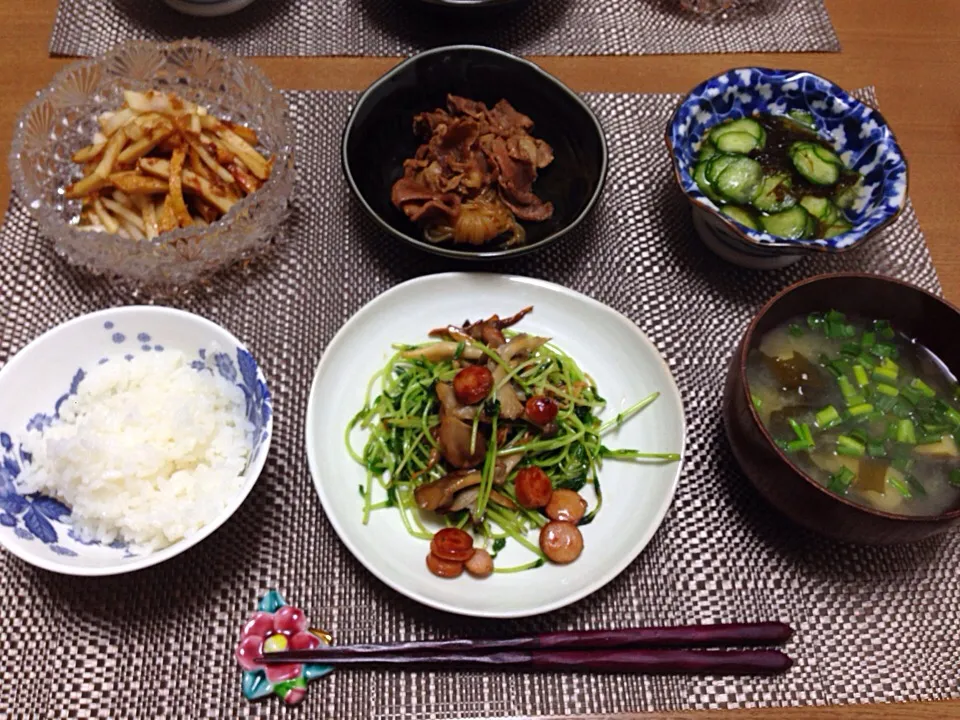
xmin=346 ymin=307 xmax=680 ymax=578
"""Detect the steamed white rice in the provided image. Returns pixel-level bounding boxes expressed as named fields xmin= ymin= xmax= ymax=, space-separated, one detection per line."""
xmin=18 ymin=348 xmax=253 ymax=551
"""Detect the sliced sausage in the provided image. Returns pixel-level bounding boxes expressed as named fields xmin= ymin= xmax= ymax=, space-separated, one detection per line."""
xmin=465 ymin=548 xmax=494 ymax=578
xmin=431 ymin=528 xmax=476 ymax=562
xmin=539 ymin=521 xmax=584 ymax=564
xmin=514 ymin=466 xmax=553 ymax=508
xmin=545 ymin=489 xmax=587 ymax=524
xmin=426 ymin=553 xmax=464 ymax=578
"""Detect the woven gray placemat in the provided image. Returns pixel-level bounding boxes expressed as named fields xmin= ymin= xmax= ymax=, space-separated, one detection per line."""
xmin=49 ymin=0 xmax=840 ymax=58
xmin=0 ymin=88 xmax=956 ymax=719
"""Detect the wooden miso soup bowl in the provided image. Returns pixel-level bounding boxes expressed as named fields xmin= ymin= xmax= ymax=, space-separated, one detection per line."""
xmin=723 ymin=273 xmax=960 ymax=545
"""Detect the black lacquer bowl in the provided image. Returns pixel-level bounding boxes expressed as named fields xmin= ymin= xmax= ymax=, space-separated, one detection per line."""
xmin=342 ymin=45 xmax=608 ymax=260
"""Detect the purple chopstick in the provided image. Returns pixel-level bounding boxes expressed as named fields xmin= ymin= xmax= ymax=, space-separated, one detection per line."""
xmin=260 ymin=621 xmax=792 ymax=660
xmin=257 ymin=622 xmax=794 ymax=674
xmin=255 ymin=648 xmax=792 ymax=675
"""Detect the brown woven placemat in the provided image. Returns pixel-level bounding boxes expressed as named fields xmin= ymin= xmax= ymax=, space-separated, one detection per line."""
xmin=49 ymin=0 xmax=840 ymax=58
xmin=0 ymin=88 xmax=956 ymax=719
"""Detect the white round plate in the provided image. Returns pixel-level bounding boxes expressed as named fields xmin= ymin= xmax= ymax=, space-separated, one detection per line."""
xmin=306 ymin=273 xmax=685 ymax=618
xmin=0 ymin=306 xmax=272 ymax=576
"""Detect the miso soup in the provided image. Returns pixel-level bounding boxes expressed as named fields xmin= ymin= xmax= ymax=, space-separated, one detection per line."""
xmin=746 ymin=310 xmax=960 ymax=516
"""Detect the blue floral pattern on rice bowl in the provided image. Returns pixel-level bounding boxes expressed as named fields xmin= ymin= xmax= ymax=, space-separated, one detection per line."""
xmin=0 ymin=307 xmax=272 ymax=574
xmin=666 ymin=67 xmax=908 ymax=252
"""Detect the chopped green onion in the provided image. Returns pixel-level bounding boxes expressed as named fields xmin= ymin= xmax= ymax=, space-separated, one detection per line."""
xmin=860 ymin=331 xmax=876 ymax=349
xmin=856 ymin=353 xmax=877 ymax=368
xmin=837 ymin=375 xmax=856 ymax=399
xmin=836 ymin=435 xmax=866 ymax=457
xmin=826 ymin=310 xmax=846 ymax=323
xmin=892 ymin=400 xmax=914 ymax=419
xmin=853 ymin=365 xmax=870 ymax=388
xmin=872 ymin=367 xmax=898 ymax=384
xmin=788 ymin=417 xmax=804 ymax=439
xmin=825 ymin=321 xmax=846 ymax=339
xmin=830 ymin=359 xmax=852 ymax=377
xmin=916 ymin=432 xmax=943 ymax=446
xmin=896 ymin=419 xmax=916 ymax=445
xmin=866 ymin=441 xmax=886 ymax=458
xmin=870 ymin=342 xmax=895 ymax=359
xmin=875 ymin=395 xmax=898 ymax=413
xmin=846 ymin=394 xmax=867 ymax=408
xmin=848 ymin=428 xmax=869 ymax=445
xmin=788 ymin=324 xmax=804 ymax=337
xmin=949 ymin=469 xmax=960 ymax=488
xmin=848 ymin=402 xmax=873 ymax=417
xmin=751 ymin=393 xmax=763 ymax=412
xmin=827 ymin=466 xmax=855 ymax=494
xmin=873 ymin=319 xmax=895 ymax=339
xmin=887 ymin=474 xmax=912 ymax=498
xmin=884 ymin=421 xmax=899 ymax=441
xmin=937 ymin=401 xmax=960 ymax=428
xmin=807 ymin=312 xmax=825 ymax=330
xmin=816 ymin=405 xmax=840 ymax=428
xmin=840 ymin=342 xmax=861 ymax=357
xmin=906 ymin=475 xmax=927 ymax=497
xmin=785 ymin=419 xmax=814 ymax=450
xmin=898 ymin=385 xmax=923 ymax=406
xmin=875 ymin=383 xmax=899 ymax=397
xmin=881 ymin=357 xmax=899 ymax=373
xmin=891 ymin=455 xmax=914 ymax=474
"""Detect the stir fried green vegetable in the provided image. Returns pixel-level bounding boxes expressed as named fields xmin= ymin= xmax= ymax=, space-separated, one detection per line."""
xmin=345 ymin=309 xmax=680 ymax=575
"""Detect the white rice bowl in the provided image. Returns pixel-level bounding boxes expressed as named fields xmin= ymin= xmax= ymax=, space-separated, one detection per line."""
xmin=19 ymin=349 xmax=253 ymax=551
xmin=0 ymin=306 xmax=272 ymax=576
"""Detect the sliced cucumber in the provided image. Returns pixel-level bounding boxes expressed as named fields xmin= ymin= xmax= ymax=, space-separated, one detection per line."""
xmin=697 ymin=143 xmax=720 ymax=163
xmin=790 ymin=142 xmax=840 ymax=186
xmin=834 ymin=180 xmax=861 ymax=209
xmin=752 ymin=173 xmax=797 ymax=213
xmin=805 ymin=212 xmax=818 ymax=238
xmin=787 ymin=109 xmax=817 ymax=131
xmin=813 ymin=144 xmax=843 ymax=166
xmin=824 ymin=219 xmax=853 ymax=238
xmin=715 ymin=131 xmax=761 ymax=154
xmin=714 ymin=157 xmax=763 ymax=204
xmin=720 ymin=205 xmax=759 ymax=230
xmin=760 ymin=205 xmax=814 ymax=240
xmin=706 ymin=154 xmax=740 ymax=185
xmin=799 ymin=196 xmax=840 ymax=225
xmin=710 ymin=117 xmax=766 ymax=142
xmin=694 ymin=160 xmax=723 ymax=203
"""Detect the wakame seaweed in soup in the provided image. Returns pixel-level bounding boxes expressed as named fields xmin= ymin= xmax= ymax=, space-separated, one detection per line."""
xmin=694 ymin=110 xmax=862 ymax=240
xmin=746 ymin=310 xmax=960 ymax=516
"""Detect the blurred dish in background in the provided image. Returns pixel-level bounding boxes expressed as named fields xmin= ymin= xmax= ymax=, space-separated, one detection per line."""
xmin=163 ymin=0 xmax=258 ymax=17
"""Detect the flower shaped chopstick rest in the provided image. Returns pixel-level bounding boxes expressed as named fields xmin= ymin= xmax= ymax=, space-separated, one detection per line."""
xmin=235 ymin=590 xmax=333 ymax=705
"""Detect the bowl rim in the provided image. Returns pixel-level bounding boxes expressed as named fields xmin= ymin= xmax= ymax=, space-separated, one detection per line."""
xmin=737 ymin=271 xmax=960 ymax=523
xmin=340 ymin=44 xmax=609 ymax=261
xmin=0 ymin=305 xmax=274 ymax=576
xmin=8 ymin=38 xmax=293 ymax=253
xmin=664 ymin=66 xmax=910 ymax=256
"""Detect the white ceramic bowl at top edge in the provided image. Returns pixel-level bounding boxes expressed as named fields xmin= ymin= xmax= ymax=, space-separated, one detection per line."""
xmin=0 ymin=306 xmax=273 ymax=576
xmin=163 ymin=0 xmax=258 ymax=17
xmin=305 ymin=273 xmax=686 ymax=618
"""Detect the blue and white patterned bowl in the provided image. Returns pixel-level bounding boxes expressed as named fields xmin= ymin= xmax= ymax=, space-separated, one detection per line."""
xmin=0 ymin=307 xmax=272 ymax=576
xmin=666 ymin=68 xmax=908 ymax=269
